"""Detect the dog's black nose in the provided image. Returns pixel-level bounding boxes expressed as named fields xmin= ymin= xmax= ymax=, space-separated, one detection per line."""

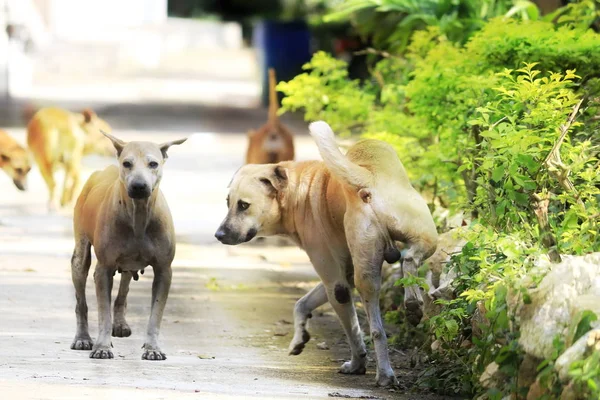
xmin=128 ymin=181 xmax=150 ymax=199
xmin=215 ymin=228 xmax=228 ymax=242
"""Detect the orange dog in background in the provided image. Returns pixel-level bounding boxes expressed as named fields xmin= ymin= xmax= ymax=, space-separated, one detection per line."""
xmin=246 ymin=69 xmax=294 ymax=164
xmin=0 ymin=130 xmax=31 ymax=191
xmin=26 ymin=107 xmax=114 ymax=209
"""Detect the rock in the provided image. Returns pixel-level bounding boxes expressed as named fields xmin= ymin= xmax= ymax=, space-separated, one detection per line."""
xmin=316 ymin=342 xmax=329 ymax=350
xmin=559 ymin=382 xmax=578 ymax=400
xmin=431 ymin=339 xmax=441 ymax=353
xmin=518 ymin=354 xmax=541 ymax=392
xmin=518 ymin=253 xmax=600 ymax=360
xmin=527 ymin=380 xmax=547 ymax=400
xmin=555 ymin=329 xmax=600 ymax=381
xmin=480 ymin=362 xmax=506 ymax=390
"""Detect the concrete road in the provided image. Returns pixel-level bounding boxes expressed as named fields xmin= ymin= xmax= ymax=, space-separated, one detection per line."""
xmin=0 ymin=106 xmax=443 ymax=400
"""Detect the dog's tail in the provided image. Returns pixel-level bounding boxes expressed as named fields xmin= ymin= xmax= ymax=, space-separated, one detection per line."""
xmin=308 ymin=121 xmax=372 ymax=188
xmin=268 ymin=68 xmax=279 ymax=124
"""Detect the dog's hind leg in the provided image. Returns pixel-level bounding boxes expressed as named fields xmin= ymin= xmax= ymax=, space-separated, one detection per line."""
xmin=288 ymin=282 xmax=327 ymax=355
xmin=390 ymin=225 xmax=436 ymax=326
xmin=112 ymin=272 xmax=132 ymax=337
xmin=70 ymin=237 xmax=93 ymax=350
xmin=61 ymin=149 xmax=82 ymax=207
xmin=386 ymin=210 xmax=437 ymax=326
xmin=400 ymin=245 xmax=426 ymax=326
xmin=345 ymin=209 xmax=398 ymax=387
xmin=36 ymin=156 xmax=56 ymax=210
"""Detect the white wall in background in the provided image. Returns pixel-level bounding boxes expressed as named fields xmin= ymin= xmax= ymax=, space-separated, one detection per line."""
xmin=43 ymin=0 xmax=168 ymax=41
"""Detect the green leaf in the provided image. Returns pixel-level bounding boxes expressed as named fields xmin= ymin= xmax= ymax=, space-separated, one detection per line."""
xmin=573 ymin=310 xmax=598 ymax=344
xmin=492 ymin=165 xmax=505 ymax=182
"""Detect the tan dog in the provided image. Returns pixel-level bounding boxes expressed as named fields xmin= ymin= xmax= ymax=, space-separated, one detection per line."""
xmin=27 ymin=107 xmax=114 ymax=209
xmin=215 ymin=121 xmax=437 ymax=386
xmin=70 ymin=133 xmax=186 ymax=360
xmin=245 ymin=69 xmax=294 ymax=164
xmin=0 ymin=130 xmax=31 ymax=191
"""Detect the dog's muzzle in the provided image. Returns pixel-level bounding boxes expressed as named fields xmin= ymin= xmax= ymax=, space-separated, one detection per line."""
xmin=215 ymin=225 xmax=257 ymax=245
xmin=127 ymin=181 xmax=151 ymax=199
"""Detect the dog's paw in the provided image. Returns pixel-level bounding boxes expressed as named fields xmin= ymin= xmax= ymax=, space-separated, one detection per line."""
xmin=112 ymin=322 xmax=132 ymax=337
xmin=142 ymin=343 xmax=166 ymax=361
xmin=375 ymin=370 xmax=398 ymax=387
xmin=89 ymin=346 xmax=113 ymax=359
xmin=142 ymin=349 xmax=167 ymax=361
xmin=71 ymin=336 xmax=93 ymax=350
xmin=288 ymin=329 xmax=310 ymax=356
xmin=405 ymin=298 xmax=424 ymax=327
xmin=339 ymin=360 xmax=367 ymax=375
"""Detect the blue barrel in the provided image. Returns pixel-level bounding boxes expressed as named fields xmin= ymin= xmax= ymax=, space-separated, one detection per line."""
xmin=253 ymin=20 xmax=312 ymax=106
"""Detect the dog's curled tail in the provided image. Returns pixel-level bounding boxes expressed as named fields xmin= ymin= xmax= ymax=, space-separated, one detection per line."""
xmin=309 ymin=121 xmax=371 ymax=188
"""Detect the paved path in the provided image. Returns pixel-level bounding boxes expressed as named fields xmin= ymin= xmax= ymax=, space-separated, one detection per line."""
xmin=0 ymin=111 xmax=445 ymax=400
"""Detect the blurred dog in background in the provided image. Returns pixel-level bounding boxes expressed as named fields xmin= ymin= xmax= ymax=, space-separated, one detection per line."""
xmin=245 ymin=68 xmax=294 ymax=164
xmin=0 ymin=130 xmax=31 ymax=191
xmin=26 ymin=107 xmax=114 ymax=210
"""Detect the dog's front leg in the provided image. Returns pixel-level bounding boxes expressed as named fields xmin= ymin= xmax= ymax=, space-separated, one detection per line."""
xmin=289 ymin=282 xmax=328 ymax=355
xmin=90 ymin=265 xmax=114 ymax=359
xmin=142 ymin=265 xmax=172 ymax=360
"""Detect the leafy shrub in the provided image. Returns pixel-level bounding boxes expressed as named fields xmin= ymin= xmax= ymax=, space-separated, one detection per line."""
xmin=280 ymin=18 xmax=600 ymax=216
xmin=324 ymin=0 xmax=539 ymax=51
xmin=279 ymin=6 xmax=600 ymax=398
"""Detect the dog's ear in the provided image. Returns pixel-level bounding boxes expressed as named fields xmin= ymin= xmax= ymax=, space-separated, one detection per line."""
xmin=159 ymin=138 xmax=187 ymax=160
xmin=81 ymin=108 xmax=96 ymax=124
xmin=259 ymin=165 xmax=288 ymax=195
xmin=101 ymin=130 xmax=126 ymax=157
xmin=247 ymin=129 xmax=257 ymax=137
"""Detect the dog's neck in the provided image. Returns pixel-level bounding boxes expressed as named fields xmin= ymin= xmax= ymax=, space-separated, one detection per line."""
xmin=118 ymin=183 xmax=159 ymax=238
xmin=277 ymin=161 xmax=346 ymax=246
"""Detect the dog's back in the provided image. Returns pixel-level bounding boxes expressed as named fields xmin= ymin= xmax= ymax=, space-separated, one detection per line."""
xmin=27 ymin=108 xmax=82 ymax=166
xmin=345 ymin=139 xmax=411 ymax=187
xmin=27 ymin=107 xmax=112 ymax=162
xmin=309 ymin=121 xmax=437 ymax=256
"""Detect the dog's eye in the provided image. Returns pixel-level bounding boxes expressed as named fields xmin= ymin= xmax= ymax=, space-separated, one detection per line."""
xmin=237 ymin=200 xmax=250 ymax=211
xmin=123 ymin=161 xmax=133 ymax=168
xmin=0 ymin=154 xmax=9 ymax=162
xmin=226 ymin=196 xmax=230 ymax=207
xmin=148 ymin=161 xmax=159 ymax=169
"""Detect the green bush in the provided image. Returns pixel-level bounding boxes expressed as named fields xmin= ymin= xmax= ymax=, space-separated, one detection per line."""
xmin=279 ymin=10 xmax=600 ymax=398
xmin=280 ymin=18 xmax=600 ymax=215
xmin=324 ymin=0 xmax=539 ymax=51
